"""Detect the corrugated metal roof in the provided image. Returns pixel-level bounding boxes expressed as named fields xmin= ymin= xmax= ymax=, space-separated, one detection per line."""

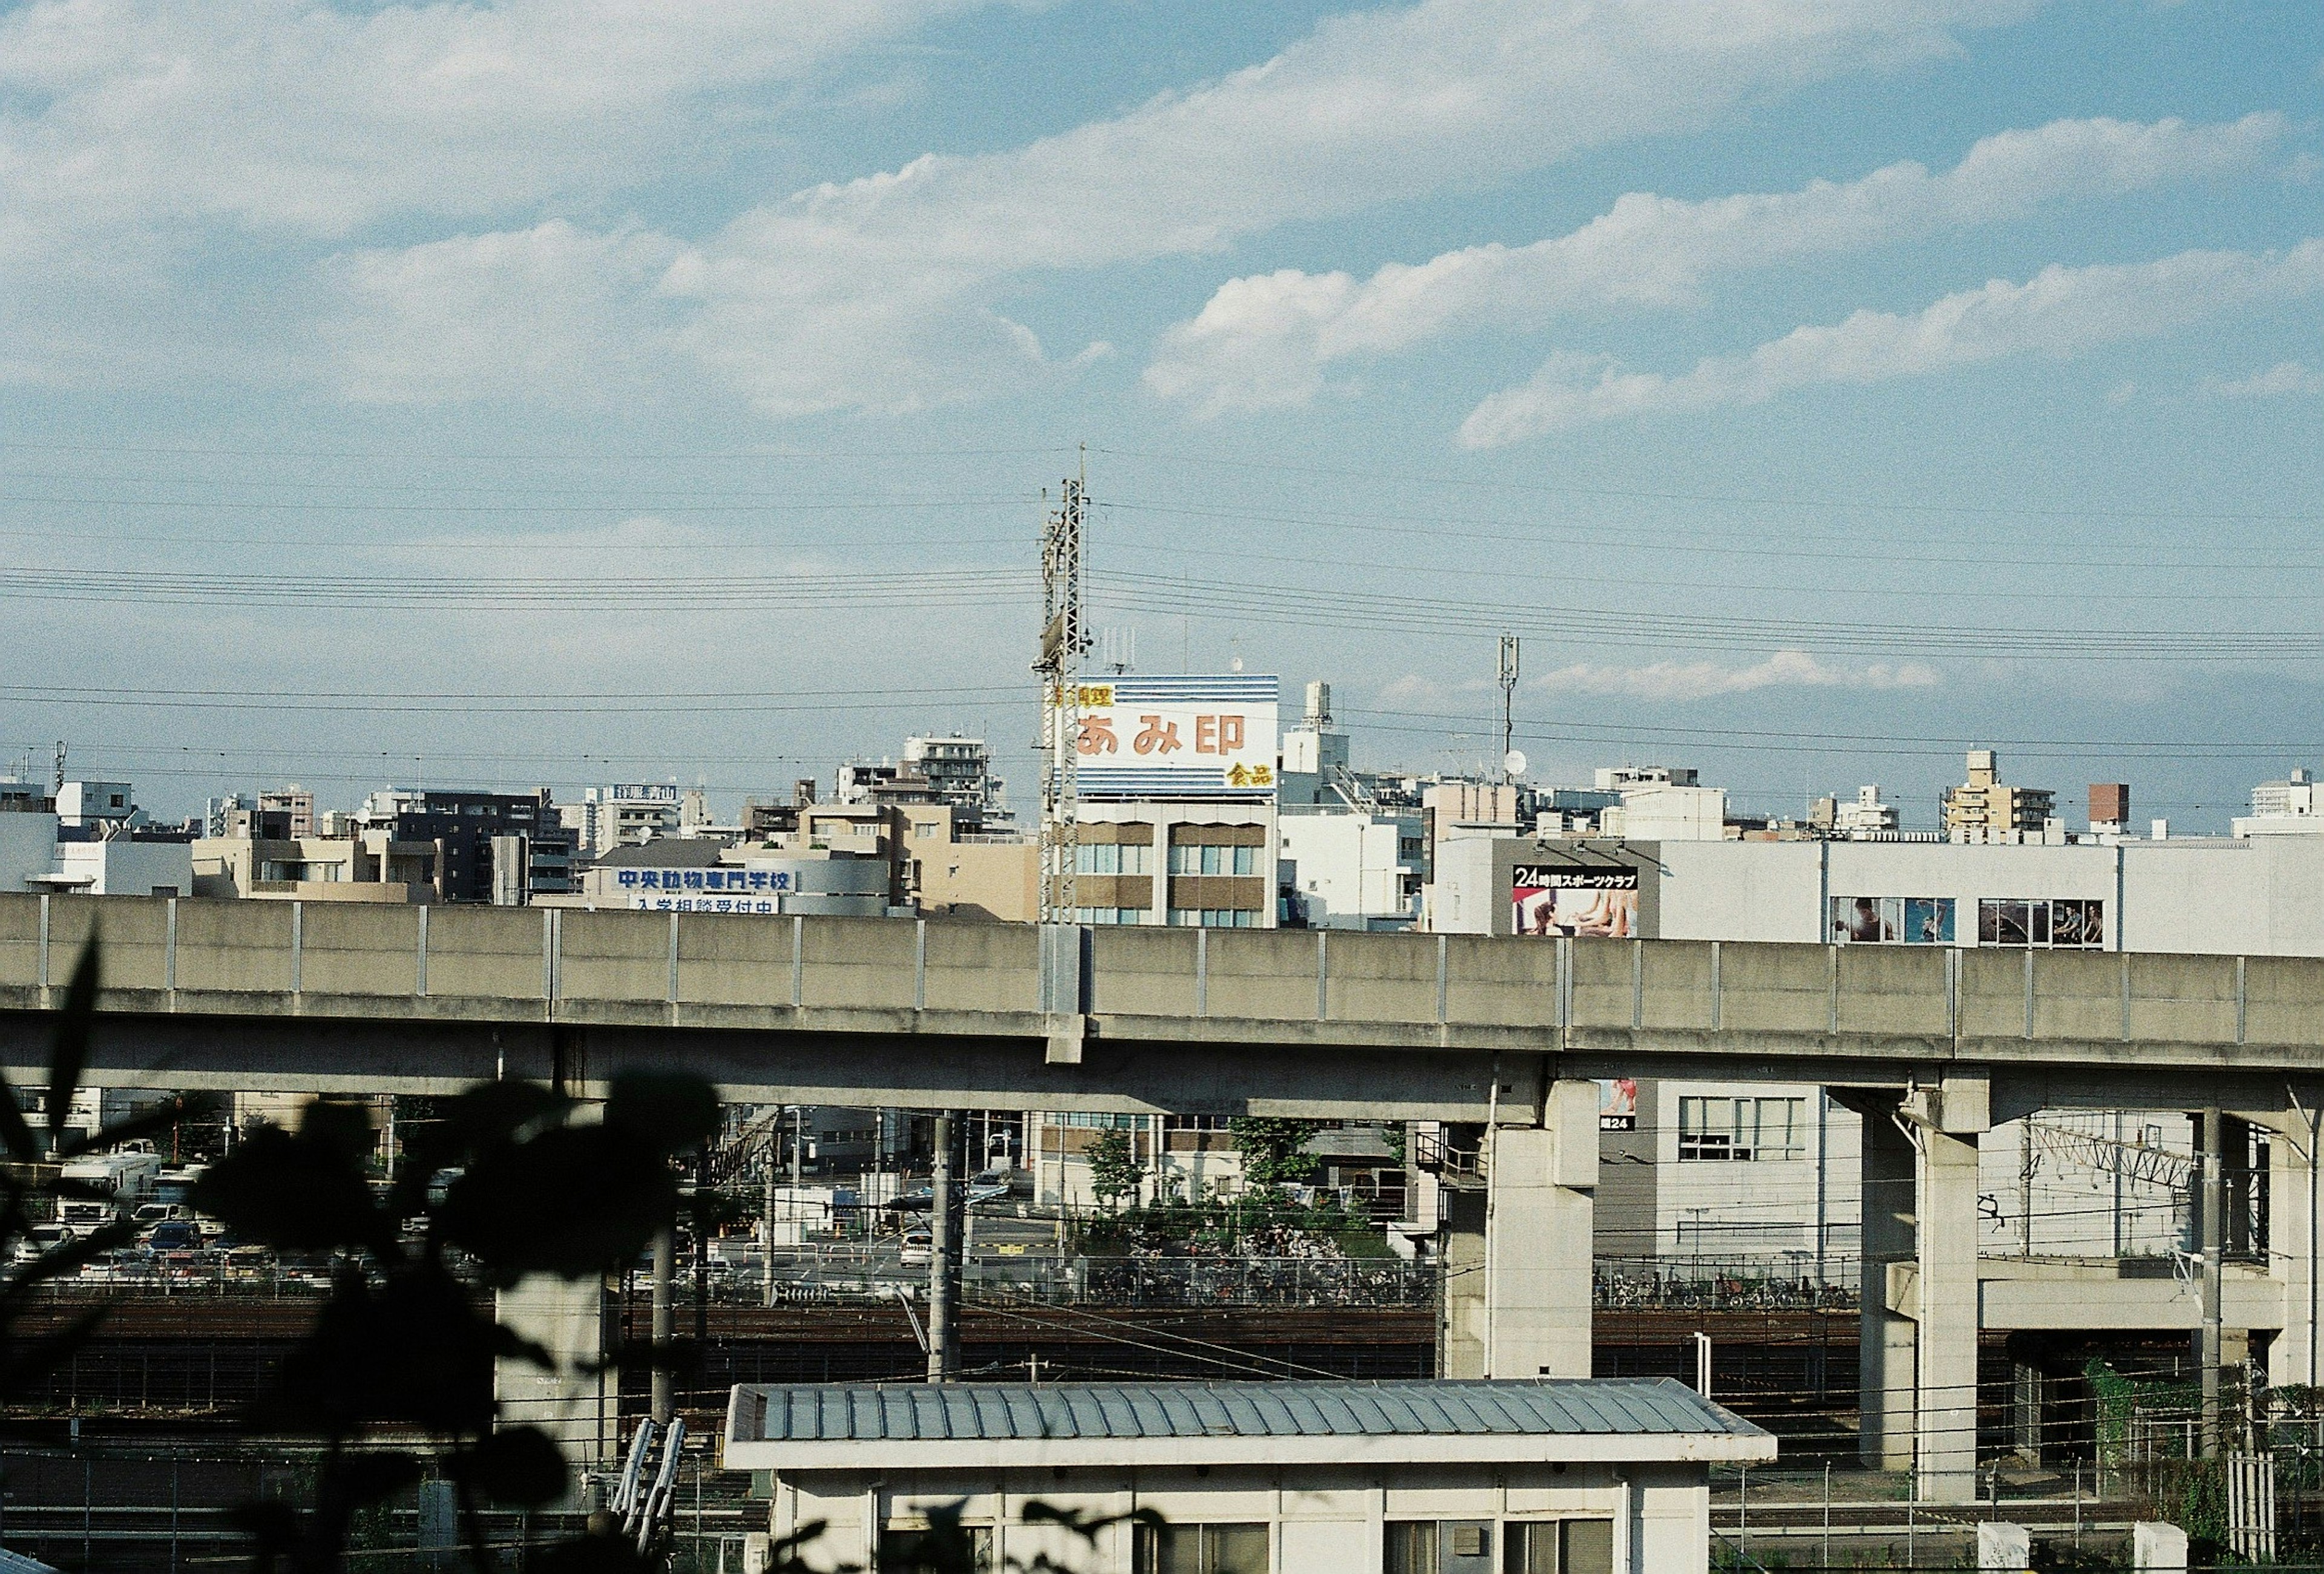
xmin=737 ymin=1379 xmax=1758 ymax=1445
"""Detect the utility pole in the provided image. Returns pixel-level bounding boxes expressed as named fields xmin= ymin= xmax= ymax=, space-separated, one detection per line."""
xmin=2199 ymin=1107 xmax=2224 ymax=1458
xmin=1497 ymin=635 xmax=1520 ymax=785
xmin=762 ymin=1118 xmax=780 ymax=1309
xmin=1034 ymin=454 xmax=1089 ymax=925
xmin=927 ymin=1111 xmax=961 ymax=1383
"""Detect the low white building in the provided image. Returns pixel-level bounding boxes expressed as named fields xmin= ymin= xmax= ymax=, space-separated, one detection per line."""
xmin=724 ymin=1377 xmax=1773 ymax=1574
xmin=36 ymin=838 xmax=192 ymax=897
xmin=1278 ymin=807 xmax=1425 ymax=931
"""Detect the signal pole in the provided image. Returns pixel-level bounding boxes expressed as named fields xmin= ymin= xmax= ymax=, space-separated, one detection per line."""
xmin=1034 ymin=454 xmax=1090 ymax=925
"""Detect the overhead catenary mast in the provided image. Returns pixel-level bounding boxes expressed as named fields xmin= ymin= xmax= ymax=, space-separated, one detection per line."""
xmin=1034 ymin=453 xmax=1091 ymax=925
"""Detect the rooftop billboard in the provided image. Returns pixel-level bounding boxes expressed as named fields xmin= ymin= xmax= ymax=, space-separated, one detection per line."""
xmin=1055 ymin=674 xmax=1280 ymax=801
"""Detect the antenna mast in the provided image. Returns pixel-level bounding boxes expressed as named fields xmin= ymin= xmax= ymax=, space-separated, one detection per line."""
xmin=1497 ymin=635 xmax=1520 ymax=785
xmin=1034 ymin=455 xmax=1090 ymax=925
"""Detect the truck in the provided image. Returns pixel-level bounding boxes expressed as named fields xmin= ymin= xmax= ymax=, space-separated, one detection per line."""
xmin=56 ymin=1149 xmax=165 ymax=1237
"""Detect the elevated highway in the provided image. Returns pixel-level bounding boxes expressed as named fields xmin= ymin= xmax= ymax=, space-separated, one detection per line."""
xmin=1 ymin=893 xmax=2319 ymax=1118
xmin=5 ymin=892 xmax=2323 ymax=1503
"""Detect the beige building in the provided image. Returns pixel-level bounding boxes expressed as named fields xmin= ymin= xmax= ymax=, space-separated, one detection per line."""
xmin=1071 ymin=802 xmax=1275 ymax=927
xmin=1941 ymin=749 xmax=2057 ymax=842
xmin=191 ymin=833 xmax=436 ymax=902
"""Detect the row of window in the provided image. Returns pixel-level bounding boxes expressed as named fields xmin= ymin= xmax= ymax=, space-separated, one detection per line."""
xmin=876 ymin=1519 xmax=1614 ymax=1573
xmin=1828 ymin=896 xmax=2105 ymax=948
xmin=1169 ymin=844 xmax=1264 ymax=876
xmin=1075 ymin=844 xmax=1154 ymax=875
xmin=1169 ymin=908 xmax=1261 ymax=927
xmin=1677 ymin=1095 xmax=1806 ymax=1162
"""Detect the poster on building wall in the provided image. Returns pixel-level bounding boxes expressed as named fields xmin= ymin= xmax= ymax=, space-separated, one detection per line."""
xmin=1512 ymin=865 xmax=1638 ymax=937
xmin=1829 ymin=896 xmax=1955 ymax=945
xmin=1598 ymin=1078 xmax=1638 ymax=1132
xmin=1054 ymin=674 xmax=1281 ymax=801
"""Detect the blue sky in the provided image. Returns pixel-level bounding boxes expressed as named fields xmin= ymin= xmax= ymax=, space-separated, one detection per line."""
xmin=2 ymin=0 xmax=2320 ymax=828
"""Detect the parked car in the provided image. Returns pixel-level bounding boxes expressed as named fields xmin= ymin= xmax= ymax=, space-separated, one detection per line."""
xmin=146 ymin=1220 xmax=202 ymax=1252
xmin=12 ymin=1224 xmax=68 ymax=1264
xmin=898 ymin=1227 xmax=933 ymax=1269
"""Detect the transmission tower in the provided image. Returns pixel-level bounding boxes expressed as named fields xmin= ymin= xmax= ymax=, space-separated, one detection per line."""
xmin=1034 ymin=458 xmax=1089 ymax=925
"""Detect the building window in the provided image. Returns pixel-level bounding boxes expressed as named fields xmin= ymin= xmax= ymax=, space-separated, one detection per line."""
xmin=1167 ymin=908 xmax=1258 ymax=928
xmin=1135 ymin=1522 xmax=1268 ymax=1574
xmin=1978 ymin=897 xmax=2104 ymax=948
xmin=1830 ymin=897 xmax=1954 ymax=945
xmin=1678 ymin=1097 xmax=1804 ymax=1162
xmin=1071 ymin=907 xmax=1144 ymax=925
xmin=1075 ymin=844 xmax=1153 ymax=876
xmin=879 ymin=1523 xmax=992 ymax=1571
xmin=1169 ymin=844 xmax=1259 ymax=875
xmin=1060 ymin=1112 xmax=1141 ymax=1129
xmin=1503 ymin=1522 xmax=1613 ymax=1574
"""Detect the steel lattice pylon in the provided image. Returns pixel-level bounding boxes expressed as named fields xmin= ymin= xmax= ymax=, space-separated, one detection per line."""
xmin=1034 ymin=465 xmax=1089 ymax=925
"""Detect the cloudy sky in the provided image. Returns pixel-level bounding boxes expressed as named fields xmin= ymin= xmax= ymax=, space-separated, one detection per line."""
xmin=2 ymin=0 xmax=2320 ymax=828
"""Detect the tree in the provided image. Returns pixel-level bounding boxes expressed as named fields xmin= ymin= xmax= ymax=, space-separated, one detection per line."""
xmin=1228 ymin=1117 xmax=1322 ymax=1192
xmin=1086 ymin=1127 xmax=1144 ymax=1212
xmin=192 ymin=1069 xmax=721 ymax=1572
xmin=0 ymin=942 xmax=202 ymax=1411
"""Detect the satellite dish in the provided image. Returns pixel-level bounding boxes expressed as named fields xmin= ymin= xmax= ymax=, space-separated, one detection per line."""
xmin=1502 ymin=749 xmax=1529 ymax=778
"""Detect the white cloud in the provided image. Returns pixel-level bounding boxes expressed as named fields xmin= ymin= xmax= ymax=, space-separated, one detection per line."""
xmin=1460 ymin=238 xmax=2324 ymax=444
xmin=326 ymin=221 xmax=687 ymax=405
xmin=0 ymin=1 xmax=992 ymax=237
xmin=0 ymin=0 xmax=2034 ymax=408
xmin=1147 ymin=113 xmax=2282 ymax=416
xmin=643 ymin=0 xmax=2036 ymax=415
xmin=0 ymin=0 xmax=1002 ymax=385
xmin=1538 ymin=650 xmax=1940 ymax=703
xmin=2204 ymin=359 xmax=2324 ymax=398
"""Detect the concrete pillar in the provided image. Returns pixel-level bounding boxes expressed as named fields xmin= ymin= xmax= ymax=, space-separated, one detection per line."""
xmin=2133 ymin=1520 xmax=2189 ymax=1572
xmin=1977 ymin=1521 xmax=2029 ymax=1571
xmin=2264 ymin=1109 xmax=2320 ymax=1391
xmin=1911 ymin=1080 xmax=1988 ymax=1507
xmin=495 ymin=1273 xmax=612 ymax=1472
xmin=1437 ymin=1182 xmax=1487 ymax=1380
xmin=1858 ymin=1100 xmax=1916 ymax=1472
xmin=1479 ymin=1080 xmax=1597 ymax=1379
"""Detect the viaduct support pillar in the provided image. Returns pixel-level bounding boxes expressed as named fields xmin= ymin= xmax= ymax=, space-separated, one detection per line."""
xmin=496 ymin=1274 xmax=612 ymax=1472
xmin=1857 ymin=1098 xmax=1917 ymax=1473
xmin=1907 ymin=1078 xmax=1988 ymax=1507
xmin=2265 ymin=1107 xmax=2321 ymax=1391
xmin=1478 ymin=1079 xmax=1597 ymax=1380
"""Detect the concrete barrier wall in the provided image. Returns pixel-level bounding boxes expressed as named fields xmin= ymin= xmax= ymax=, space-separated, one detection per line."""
xmin=559 ymin=909 xmax=671 ymax=1003
xmin=1835 ymin=946 xmax=1949 ymax=1038
xmin=1442 ymin=934 xmax=1557 ymax=1028
xmin=1568 ymin=940 xmax=1636 ymax=1029
xmin=1324 ymin=930 xmax=1437 ymax=1025
xmin=675 ymin=913 xmax=793 ymax=1008
xmin=924 ymin=922 xmax=1039 ymax=1014
xmin=1203 ymin=930 xmax=1322 ymax=1021
xmin=301 ymin=903 xmax=420 ymax=997
xmin=2242 ymin=956 xmax=2324 ymax=1048
xmin=175 ymin=899 xmax=293 ymax=995
xmin=1087 ymin=927 xmax=1199 ymax=1017
xmin=1638 ymin=942 xmax=1715 ymax=1032
xmin=0 ymin=894 xmax=42 ymax=986
xmin=1718 ymin=942 xmax=1831 ymax=1034
xmin=798 ymin=917 xmax=917 ymax=1012
xmin=11 ymin=896 xmax=2324 ymax=1061
xmin=1959 ymin=949 xmax=2030 ymax=1040
xmin=426 ymin=908 xmax=548 ymax=1001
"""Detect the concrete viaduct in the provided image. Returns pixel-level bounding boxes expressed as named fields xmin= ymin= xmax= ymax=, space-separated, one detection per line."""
xmin=4 ymin=891 xmax=2322 ymax=1503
